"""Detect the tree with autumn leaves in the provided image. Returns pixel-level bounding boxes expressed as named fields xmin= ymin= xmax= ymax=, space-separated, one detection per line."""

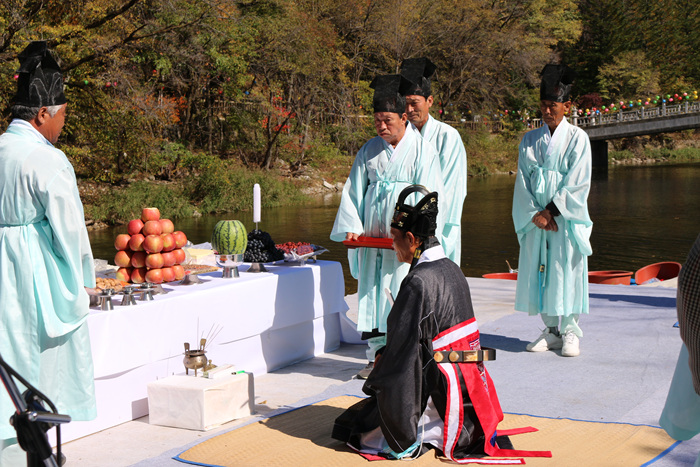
xmin=0 ymin=0 xmax=697 ymax=194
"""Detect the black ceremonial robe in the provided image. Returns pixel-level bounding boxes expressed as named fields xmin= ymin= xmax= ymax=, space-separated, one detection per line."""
xmin=332 ymin=248 xmax=551 ymax=463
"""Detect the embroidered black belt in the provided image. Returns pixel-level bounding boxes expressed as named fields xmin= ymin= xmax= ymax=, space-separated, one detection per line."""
xmin=433 ymin=347 xmax=496 ymax=363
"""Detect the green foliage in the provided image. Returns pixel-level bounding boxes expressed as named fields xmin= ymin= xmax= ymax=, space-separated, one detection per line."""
xmin=470 ymin=161 xmax=489 ymax=177
xmin=179 ymin=151 xmax=222 ymax=175
xmin=501 ymin=117 xmax=527 ymax=140
xmin=460 ymin=127 xmax=519 ymax=176
xmin=65 ymin=146 xmax=118 ymax=183
xmin=563 ymin=0 xmax=700 ymax=97
xmin=598 ymin=51 xmax=660 ymax=101
xmin=86 ymin=182 xmax=196 ymax=224
xmin=610 ymin=147 xmax=700 ymax=163
xmin=650 ymin=147 xmax=700 ymax=162
xmin=305 ymin=139 xmax=343 ymax=168
xmin=148 ymin=142 xmax=194 ymax=180
xmin=186 ymin=159 xmax=306 ymax=213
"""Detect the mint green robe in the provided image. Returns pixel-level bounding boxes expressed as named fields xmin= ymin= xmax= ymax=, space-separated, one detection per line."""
xmin=0 ymin=121 xmax=96 ymax=440
xmin=419 ymin=116 xmax=467 ymax=265
xmin=330 ymin=125 xmax=444 ymax=333
xmin=512 ymin=118 xmax=592 ymax=317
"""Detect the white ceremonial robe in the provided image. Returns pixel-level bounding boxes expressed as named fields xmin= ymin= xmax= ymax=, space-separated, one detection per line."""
xmin=512 ymin=118 xmax=592 ymax=317
xmin=419 ymin=116 xmax=467 ymax=265
xmin=330 ymin=124 xmax=444 ymax=333
xmin=0 ymin=120 xmax=97 ymax=440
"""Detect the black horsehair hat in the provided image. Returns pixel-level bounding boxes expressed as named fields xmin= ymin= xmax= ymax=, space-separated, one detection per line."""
xmin=391 ymin=185 xmax=439 ymax=238
xmin=400 ymin=57 xmax=437 ymax=98
xmin=13 ymin=41 xmax=66 ymax=108
xmin=540 ymin=64 xmax=576 ymax=103
xmin=370 ymin=74 xmax=414 ymax=114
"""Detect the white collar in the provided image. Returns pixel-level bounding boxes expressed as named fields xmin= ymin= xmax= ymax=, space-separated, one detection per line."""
xmin=388 ymin=122 xmax=415 ymax=163
xmin=545 ymin=117 xmax=569 ymax=157
xmin=10 ymin=118 xmax=51 ymax=145
xmin=418 ymin=115 xmax=433 ymax=137
xmin=416 ymin=244 xmax=446 ymax=266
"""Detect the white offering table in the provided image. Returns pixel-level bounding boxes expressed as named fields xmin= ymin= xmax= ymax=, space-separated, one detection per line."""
xmin=59 ymin=260 xmax=347 ymax=442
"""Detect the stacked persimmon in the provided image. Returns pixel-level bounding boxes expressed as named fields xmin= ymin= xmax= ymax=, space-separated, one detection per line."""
xmin=113 ymin=207 xmax=188 ymax=284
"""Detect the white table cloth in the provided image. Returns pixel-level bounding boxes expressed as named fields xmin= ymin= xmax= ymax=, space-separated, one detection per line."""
xmin=58 ymin=260 xmax=347 ymax=442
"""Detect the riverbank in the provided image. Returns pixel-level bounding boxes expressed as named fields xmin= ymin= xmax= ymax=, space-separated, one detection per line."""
xmin=77 ymin=130 xmax=700 ymax=230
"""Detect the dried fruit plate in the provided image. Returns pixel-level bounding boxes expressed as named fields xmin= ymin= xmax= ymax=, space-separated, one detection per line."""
xmin=181 ymin=263 xmax=221 ymax=275
xmin=95 ymin=277 xmax=128 ymax=293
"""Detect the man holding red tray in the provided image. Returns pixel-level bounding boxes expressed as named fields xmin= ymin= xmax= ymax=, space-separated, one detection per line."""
xmin=330 ymin=74 xmax=444 ymax=379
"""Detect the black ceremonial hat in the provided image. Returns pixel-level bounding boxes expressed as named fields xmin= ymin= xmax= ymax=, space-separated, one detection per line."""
xmin=540 ymin=64 xmax=576 ymax=103
xmin=13 ymin=41 xmax=66 ymax=107
xmin=391 ymin=185 xmax=439 ymax=238
xmin=400 ymin=57 xmax=437 ymax=98
xmin=370 ymin=74 xmax=413 ymax=114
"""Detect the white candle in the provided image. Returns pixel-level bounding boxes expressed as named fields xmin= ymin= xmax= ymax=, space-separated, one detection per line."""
xmin=253 ymin=184 xmax=261 ymax=223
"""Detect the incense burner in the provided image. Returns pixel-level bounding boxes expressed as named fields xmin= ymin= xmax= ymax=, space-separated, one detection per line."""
xmin=183 ymin=349 xmax=207 ymax=376
xmin=183 ymin=341 xmax=208 ymax=376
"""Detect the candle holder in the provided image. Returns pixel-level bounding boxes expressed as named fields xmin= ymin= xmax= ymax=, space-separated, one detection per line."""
xmin=97 ymin=288 xmax=115 ymax=311
xmin=120 ymin=285 xmax=138 ymax=306
xmin=139 ymin=282 xmax=156 ymax=301
xmin=180 ymin=273 xmax=205 ymax=285
xmin=215 ymin=254 xmax=245 ymax=278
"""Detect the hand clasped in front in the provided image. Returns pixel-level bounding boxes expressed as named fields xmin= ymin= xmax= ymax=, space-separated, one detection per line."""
xmin=532 ymin=210 xmax=558 ymax=232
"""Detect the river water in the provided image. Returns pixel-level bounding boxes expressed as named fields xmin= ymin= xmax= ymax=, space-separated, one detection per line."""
xmin=89 ymin=163 xmax=700 ymax=295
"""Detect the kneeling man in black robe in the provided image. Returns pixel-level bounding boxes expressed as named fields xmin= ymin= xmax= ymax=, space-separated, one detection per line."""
xmin=332 ymin=185 xmax=551 ymax=463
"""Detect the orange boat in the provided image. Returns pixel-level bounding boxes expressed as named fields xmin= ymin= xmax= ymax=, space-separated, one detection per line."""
xmin=634 ymin=261 xmax=682 ymax=285
xmin=588 ymin=270 xmax=633 ymax=285
xmin=482 ymin=272 xmax=518 ymax=280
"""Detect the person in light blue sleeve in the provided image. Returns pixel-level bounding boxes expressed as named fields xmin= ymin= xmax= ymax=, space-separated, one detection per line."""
xmin=400 ymin=58 xmax=467 ymax=266
xmin=330 ymin=74 xmax=445 ymax=379
xmin=511 ymin=64 xmax=593 ymax=358
xmin=660 ymin=233 xmax=700 ymax=467
xmin=0 ymin=41 xmax=97 ymax=463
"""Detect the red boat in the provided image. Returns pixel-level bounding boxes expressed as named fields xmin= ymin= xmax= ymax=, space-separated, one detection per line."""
xmin=634 ymin=262 xmax=682 ymax=285
xmin=588 ymin=270 xmax=633 ymax=285
xmin=482 ymin=272 xmax=518 ymax=280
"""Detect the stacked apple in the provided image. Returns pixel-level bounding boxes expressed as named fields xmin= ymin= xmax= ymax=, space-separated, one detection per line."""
xmin=113 ymin=207 xmax=188 ymax=284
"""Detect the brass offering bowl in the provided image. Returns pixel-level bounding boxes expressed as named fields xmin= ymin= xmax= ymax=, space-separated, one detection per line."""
xmin=183 ymin=342 xmax=208 ymax=376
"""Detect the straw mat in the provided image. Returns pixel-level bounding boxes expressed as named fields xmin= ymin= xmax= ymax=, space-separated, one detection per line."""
xmin=175 ymin=395 xmax=676 ymax=466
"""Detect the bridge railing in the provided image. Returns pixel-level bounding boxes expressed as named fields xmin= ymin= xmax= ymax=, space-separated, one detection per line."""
xmin=574 ymin=101 xmax=700 ymax=128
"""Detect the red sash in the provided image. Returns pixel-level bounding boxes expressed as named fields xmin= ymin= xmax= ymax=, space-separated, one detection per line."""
xmin=432 ymin=319 xmax=552 ymax=464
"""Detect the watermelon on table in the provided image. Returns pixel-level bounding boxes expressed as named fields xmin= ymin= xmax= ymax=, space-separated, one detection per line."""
xmin=211 ymin=220 xmax=248 ymax=255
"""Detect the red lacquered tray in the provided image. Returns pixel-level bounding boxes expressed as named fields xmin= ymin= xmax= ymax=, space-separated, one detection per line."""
xmin=342 ymin=236 xmax=394 ymax=249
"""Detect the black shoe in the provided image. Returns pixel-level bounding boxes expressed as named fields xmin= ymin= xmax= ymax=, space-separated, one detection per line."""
xmin=356 ymin=362 xmax=374 ymax=379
